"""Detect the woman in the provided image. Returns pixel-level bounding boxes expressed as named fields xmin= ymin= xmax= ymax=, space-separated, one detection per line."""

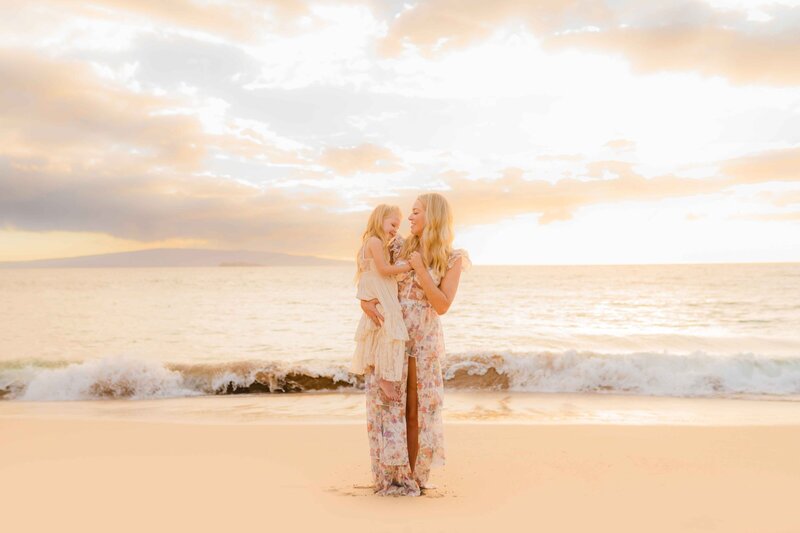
xmin=359 ymin=192 xmax=470 ymax=496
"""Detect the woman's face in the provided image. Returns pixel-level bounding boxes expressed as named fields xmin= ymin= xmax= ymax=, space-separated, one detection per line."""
xmin=408 ymin=199 xmax=426 ymax=236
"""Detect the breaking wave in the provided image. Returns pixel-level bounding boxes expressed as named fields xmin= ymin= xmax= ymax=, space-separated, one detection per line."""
xmin=1 ymin=350 xmax=799 ymax=401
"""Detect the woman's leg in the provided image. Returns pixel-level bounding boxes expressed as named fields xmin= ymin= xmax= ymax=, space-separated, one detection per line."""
xmin=406 ymin=355 xmax=419 ymax=473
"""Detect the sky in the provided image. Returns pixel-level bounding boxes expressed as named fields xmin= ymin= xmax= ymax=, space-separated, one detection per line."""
xmin=1 ymin=0 xmax=799 ymax=265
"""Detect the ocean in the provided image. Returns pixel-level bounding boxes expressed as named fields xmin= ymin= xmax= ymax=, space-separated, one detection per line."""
xmin=2 ymin=263 xmax=799 ymax=413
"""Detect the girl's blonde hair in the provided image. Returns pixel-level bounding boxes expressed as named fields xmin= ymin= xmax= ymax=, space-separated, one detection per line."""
xmin=399 ymin=192 xmax=453 ymax=281
xmin=354 ymin=204 xmax=402 ymax=282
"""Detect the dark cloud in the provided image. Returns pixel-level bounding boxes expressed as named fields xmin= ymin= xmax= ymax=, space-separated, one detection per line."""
xmin=0 ymin=155 xmax=366 ymax=256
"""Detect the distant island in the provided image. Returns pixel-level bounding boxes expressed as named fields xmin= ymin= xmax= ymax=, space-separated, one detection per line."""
xmin=0 ymin=248 xmax=349 ymax=268
xmin=219 ymin=262 xmax=268 ymax=267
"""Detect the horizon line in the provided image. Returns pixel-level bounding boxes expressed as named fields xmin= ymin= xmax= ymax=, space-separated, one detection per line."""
xmin=1 ymin=247 xmax=797 ymax=268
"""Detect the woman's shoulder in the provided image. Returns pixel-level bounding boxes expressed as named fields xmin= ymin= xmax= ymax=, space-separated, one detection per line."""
xmin=447 ymin=247 xmax=472 ymax=272
xmin=389 ymin=234 xmax=405 ymax=260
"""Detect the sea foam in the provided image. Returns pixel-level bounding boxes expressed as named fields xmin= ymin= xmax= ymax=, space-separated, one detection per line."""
xmin=1 ymin=350 xmax=799 ymax=401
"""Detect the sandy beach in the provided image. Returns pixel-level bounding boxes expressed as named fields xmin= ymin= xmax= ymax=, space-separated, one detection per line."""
xmin=2 ymin=396 xmax=799 ymax=533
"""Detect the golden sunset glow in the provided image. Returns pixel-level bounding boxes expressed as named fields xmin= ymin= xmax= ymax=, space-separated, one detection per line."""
xmin=1 ymin=0 xmax=799 ymax=264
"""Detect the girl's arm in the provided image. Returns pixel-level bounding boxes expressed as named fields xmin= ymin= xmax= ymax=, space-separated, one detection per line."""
xmin=367 ymin=237 xmax=411 ymax=276
xmin=409 ymin=253 xmax=463 ymax=315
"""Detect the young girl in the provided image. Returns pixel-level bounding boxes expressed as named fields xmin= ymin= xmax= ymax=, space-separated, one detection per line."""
xmin=350 ymin=204 xmax=412 ymax=402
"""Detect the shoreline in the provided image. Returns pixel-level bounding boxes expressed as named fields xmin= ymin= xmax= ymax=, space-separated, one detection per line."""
xmin=3 ymin=391 xmax=800 ymax=426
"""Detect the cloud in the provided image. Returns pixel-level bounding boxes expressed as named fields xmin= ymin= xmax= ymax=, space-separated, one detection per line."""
xmin=0 ymin=156 xmax=367 ymax=257
xmin=31 ymin=0 xmax=311 ymax=41
xmin=3 ymin=46 xmax=798 ymax=259
xmin=755 ymin=190 xmax=800 ymax=207
xmin=720 ymin=146 xmax=800 ymax=184
xmin=2 ymin=1 xmax=798 ymax=263
xmin=378 ymin=0 xmax=800 ymax=86
xmin=535 ymin=153 xmax=585 ymax=162
xmin=377 ymin=0 xmax=612 ymax=57
xmin=429 ymin=146 xmax=800 ymax=226
xmin=4 ymin=144 xmax=800 ymax=260
xmin=0 ymin=48 xmax=312 ymax=170
xmin=544 ymin=25 xmax=800 ymax=87
xmin=437 ymin=164 xmax=725 ymax=225
xmin=730 ymin=211 xmax=800 ymax=222
xmin=0 ymin=49 xmax=207 ymax=172
xmin=4 ymin=37 xmax=798 ymax=259
xmin=318 ymin=143 xmax=405 ymax=175
xmin=0 ymin=48 xmax=361 ymax=258
xmin=604 ymin=139 xmax=636 ymax=152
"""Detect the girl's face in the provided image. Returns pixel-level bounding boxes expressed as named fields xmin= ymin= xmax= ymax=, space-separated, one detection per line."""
xmin=408 ymin=199 xmax=426 ymax=236
xmin=383 ymin=214 xmax=401 ymax=239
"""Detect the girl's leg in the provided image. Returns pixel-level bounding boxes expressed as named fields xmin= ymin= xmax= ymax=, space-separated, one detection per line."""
xmin=406 ymin=356 xmax=419 ymax=473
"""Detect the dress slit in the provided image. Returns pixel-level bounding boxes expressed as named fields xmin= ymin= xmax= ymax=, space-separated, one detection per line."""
xmin=406 ymin=354 xmax=419 ymax=473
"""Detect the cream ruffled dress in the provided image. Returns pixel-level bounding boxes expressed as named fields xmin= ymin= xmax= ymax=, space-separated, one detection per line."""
xmin=350 ymin=243 xmax=409 ymax=382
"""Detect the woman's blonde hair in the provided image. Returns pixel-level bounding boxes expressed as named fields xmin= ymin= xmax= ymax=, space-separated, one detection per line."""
xmin=399 ymin=192 xmax=453 ymax=280
xmin=354 ymin=204 xmax=402 ymax=282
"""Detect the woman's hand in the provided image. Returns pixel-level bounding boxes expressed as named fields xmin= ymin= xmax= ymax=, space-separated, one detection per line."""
xmin=409 ymin=251 xmax=425 ymax=272
xmin=409 ymin=255 xmax=463 ymax=315
xmin=360 ymin=298 xmax=383 ymax=327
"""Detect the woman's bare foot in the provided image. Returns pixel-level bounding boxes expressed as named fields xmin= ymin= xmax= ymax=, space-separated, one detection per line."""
xmin=378 ymin=378 xmax=400 ymax=402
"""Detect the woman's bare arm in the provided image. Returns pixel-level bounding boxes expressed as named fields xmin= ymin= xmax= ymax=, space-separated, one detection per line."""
xmin=367 ymin=237 xmax=411 ymax=276
xmin=411 ymin=255 xmax=463 ymax=315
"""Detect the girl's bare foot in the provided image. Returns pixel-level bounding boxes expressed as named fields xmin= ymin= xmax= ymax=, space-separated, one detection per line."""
xmin=378 ymin=378 xmax=400 ymax=402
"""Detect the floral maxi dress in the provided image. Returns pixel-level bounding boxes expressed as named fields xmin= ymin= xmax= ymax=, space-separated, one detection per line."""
xmin=363 ymin=236 xmax=470 ymax=496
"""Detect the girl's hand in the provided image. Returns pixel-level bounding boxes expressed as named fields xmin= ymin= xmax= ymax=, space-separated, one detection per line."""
xmin=401 ymin=262 xmax=413 ymax=273
xmin=409 ymin=251 xmax=425 ymax=272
